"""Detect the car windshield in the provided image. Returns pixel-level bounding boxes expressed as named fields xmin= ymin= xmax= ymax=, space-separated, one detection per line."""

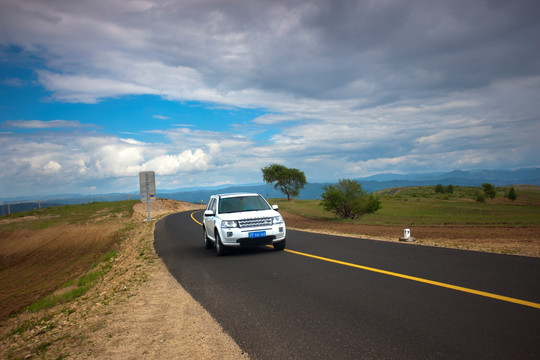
xmin=218 ymin=195 xmax=271 ymax=214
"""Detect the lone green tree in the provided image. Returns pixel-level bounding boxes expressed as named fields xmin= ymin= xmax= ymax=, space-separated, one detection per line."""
xmin=320 ymin=179 xmax=381 ymax=219
xmin=262 ymin=164 xmax=307 ymax=201
xmin=482 ymin=183 xmax=496 ymax=199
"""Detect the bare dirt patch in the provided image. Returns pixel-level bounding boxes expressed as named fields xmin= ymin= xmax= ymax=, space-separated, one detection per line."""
xmin=0 ymin=224 xmax=123 ymax=320
xmin=283 ymin=212 xmax=540 ymax=257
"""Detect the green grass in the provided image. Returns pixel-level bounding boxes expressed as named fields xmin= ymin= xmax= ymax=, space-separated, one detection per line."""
xmin=0 ymin=200 xmax=137 ymax=231
xmin=10 ymin=314 xmax=55 ymax=336
xmin=272 ymin=185 xmax=540 ymax=227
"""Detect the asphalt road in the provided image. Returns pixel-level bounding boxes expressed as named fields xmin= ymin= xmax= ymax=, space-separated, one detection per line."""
xmin=154 ymin=210 xmax=540 ymax=359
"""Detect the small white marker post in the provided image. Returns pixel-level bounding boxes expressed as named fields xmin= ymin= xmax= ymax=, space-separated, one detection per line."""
xmin=139 ymin=171 xmax=156 ymax=221
xmin=399 ymin=228 xmax=415 ymax=242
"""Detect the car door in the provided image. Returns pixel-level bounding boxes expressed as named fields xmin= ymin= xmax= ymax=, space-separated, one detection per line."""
xmin=203 ymin=197 xmax=217 ymax=240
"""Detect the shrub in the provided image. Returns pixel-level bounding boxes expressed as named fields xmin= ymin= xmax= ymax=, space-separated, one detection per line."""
xmin=482 ymin=183 xmax=496 ymax=199
xmin=475 ymin=191 xmax=486 ymax=203
xmin=435 ymin=184 xmax=454 ymax=194
xmin=320 ymin=179 xmax=381 ymax=219
xmin=506 ymin=187 xmax=517 ymax=201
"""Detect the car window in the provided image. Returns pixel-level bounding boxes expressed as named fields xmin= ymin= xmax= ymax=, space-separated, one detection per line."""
xmin=218 ymin=195 xmax=271 ymax=214
xmin=206 ymin=198 xmax=217 ymax=213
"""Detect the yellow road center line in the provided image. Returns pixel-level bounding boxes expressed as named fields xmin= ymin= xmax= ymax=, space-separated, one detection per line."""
xmin=191 ymin=211 xmax=203 ymax=226
xmin=190 ymin=211 xmax=539 ymax=309
xmin=284 ymin=248 xmax=540 ymax=309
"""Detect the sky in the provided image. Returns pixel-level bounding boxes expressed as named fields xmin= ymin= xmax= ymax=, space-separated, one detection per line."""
xmin=1 ymin=0 xmax=539 ymax=199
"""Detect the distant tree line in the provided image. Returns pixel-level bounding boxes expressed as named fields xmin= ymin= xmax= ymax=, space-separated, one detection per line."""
xmin=259 ymin=164 xmax=518 ymax=210
xmin=435 ymin=184 xmax=454 ymax=194
xmin=475 ymin=183 xmax=517 ymax=203
xmin=432 ymin=182 xmax=517 ymax=203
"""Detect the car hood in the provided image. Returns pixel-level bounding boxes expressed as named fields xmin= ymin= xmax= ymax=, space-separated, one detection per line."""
xmin=218 ymin=209 xmax=280 ymax=220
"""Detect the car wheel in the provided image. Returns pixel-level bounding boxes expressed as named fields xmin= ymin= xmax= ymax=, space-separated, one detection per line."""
xmin=203 ymin=226 xmax=212 ymax=249
xmin=273 ymin=239 xmax=286 ymax=251
xmin=215 ymin=232 xmax=226 ymax=256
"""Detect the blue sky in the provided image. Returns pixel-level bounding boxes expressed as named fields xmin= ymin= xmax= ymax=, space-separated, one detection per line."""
xmin=1 ymin=0 xmax=539 ymax=199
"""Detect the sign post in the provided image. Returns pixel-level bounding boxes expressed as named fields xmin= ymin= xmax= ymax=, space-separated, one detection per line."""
xmin=139 ymin=171 xmax=156 ymax=221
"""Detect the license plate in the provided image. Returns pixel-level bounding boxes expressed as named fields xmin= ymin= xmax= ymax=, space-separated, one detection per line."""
xmin=249 ymin=231 xmax=266 ymax=238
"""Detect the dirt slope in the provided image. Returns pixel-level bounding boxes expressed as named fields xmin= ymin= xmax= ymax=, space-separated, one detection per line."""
xmin=0 ymin=224 xmax=123 ymax=320
xmin=0 ymin=200 xmax=249 ymax=359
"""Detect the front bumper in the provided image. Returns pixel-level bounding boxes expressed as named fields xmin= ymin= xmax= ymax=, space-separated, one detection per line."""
xmin=219 ymin=225 xmax=286 ymax=247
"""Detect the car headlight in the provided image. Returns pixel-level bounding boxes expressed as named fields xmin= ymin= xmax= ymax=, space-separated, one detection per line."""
xmin=221 ymin=220 xmax=238 ymax=228
xmin=273 ymin=216 xmax=284 ymax=225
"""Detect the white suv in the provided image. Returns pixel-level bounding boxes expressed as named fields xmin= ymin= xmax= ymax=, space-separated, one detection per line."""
xmin=202 ymin=193 xmax=286 ymax=256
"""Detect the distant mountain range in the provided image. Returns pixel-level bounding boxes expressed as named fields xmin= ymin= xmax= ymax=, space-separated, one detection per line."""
xmin=161 ymin=168 xmax=540 ymax=203
xmin=1 ymin=168 xmax=538 ymax=215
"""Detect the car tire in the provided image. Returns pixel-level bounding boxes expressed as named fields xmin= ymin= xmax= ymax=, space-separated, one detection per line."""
xmin=273 ymin=239 xmax=286 ymax=251
xmin=215 ymin=232 xmax=226 ymax=256
xmin=203 ymin=226 xmax=212 ymax=249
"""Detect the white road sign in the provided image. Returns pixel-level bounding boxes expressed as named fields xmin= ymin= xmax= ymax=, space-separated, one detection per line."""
xmin=139 ymin=171 xmax=156 ymax=203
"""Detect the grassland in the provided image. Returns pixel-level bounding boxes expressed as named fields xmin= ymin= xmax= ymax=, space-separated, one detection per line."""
xmin=273 ymin=185 xmax=539 ymax=257
xmin=273 ymin=185 xmax=540 ymax=227
xmin=0 ymin=200 xmax=137 ymax=231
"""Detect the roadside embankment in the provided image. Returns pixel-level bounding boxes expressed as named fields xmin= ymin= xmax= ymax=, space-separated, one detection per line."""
xmin=0 ymin=200 xmax=249 ymax=359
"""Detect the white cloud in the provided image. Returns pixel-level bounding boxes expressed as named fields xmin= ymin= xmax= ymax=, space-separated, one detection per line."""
xmin=251 ymin=114 xmax=299 ymax=125
xmin=120 ymin=138 xmax=145 ymax=145
xmin=2 ymin=119 xmax=92 ymax=129
xmin=0 ymin=127 xmax=220 ymax=196
xmin=141 ymin=149 xmax=210 ymax=175
xmin=0 ymin=0 xmax=539 ymax=197
xmin=38 ymin=71 xmax=159 ymax=103
xmin=43 ymin=160 xmax=61 ymax=173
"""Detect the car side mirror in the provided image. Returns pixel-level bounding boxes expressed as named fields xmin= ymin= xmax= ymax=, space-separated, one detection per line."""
xmin=204 ymin=210 xmax=215 ymax=217
xmin=272 ymin=205 xmax=279 ymax=210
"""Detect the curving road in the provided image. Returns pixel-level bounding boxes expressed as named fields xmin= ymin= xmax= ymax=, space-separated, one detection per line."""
xmin=155 ymin=210 xmax=540 ymax=359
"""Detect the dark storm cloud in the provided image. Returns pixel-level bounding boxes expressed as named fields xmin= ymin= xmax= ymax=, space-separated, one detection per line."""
xmin=236 ymin=0 xmax=540 ymax=102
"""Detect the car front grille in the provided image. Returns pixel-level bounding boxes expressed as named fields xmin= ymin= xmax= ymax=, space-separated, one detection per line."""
xmin=237 ymin=217 xmax=273 ymax=228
